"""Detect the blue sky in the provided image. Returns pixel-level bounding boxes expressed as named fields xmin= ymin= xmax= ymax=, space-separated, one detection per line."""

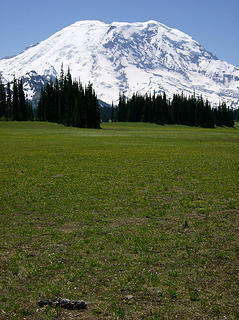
xmin=1 ymin=0 xmax=238 ymax=66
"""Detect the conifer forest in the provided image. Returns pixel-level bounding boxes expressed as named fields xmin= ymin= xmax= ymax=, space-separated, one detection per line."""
xmin=0 ymin=69 xmax=237 ymax=128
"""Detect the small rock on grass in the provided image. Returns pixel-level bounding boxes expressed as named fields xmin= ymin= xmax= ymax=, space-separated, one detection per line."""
xmin=124 ymin=295 xmax=134 ymax=300
xmin=37 ymin=298 xmax=87 ymax=310
xmin=156 ymin=289 xmax=163 ymax=296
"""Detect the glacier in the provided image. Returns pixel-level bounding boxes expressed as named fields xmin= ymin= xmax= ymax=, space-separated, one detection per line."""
xmin=0 ymin=20 xmax=238 ymax=107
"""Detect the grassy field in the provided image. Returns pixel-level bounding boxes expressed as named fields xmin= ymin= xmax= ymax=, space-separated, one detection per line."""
xmin=0 ymin=121 xmax=239 ymax=320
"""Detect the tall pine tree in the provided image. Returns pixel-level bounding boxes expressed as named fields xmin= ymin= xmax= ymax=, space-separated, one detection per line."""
xmin=0 ymin=75 xmax=6 ymax=119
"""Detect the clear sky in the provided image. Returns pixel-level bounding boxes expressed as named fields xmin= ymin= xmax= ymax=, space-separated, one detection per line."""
xmin=1 ymin=0 xmax=238 ymax=66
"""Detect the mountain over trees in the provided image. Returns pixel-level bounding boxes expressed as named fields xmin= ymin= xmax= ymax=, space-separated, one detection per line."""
xmin=0 ymin=20 xmax=238 ymax=108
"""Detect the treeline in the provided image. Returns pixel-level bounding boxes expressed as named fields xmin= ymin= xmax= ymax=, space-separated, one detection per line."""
xmin=0 ymin=75 xmax=33 ymax=121
xmin=36 ymin=67 xmax=101 ymax=128
xmin=1 ymin=70 xmax=237 ymax=128
xmin=115 ymin=92 xmax=234 ymax=127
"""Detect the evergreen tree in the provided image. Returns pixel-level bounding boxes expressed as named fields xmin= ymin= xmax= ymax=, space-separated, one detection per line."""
xmin=111 ymin=102 xmax=114 ymax=122
xmin=12 ymin=77 xmax=20 ymax=120
xmin=0 ymin=75 xmax=6 ymax=119
xmin=224 ymin=104 xmax=234 ymax=127
xmin=78 ymin=80 xmax=87 ymax=128
xmin=71 ymin=79 xmax=79 ymax=127
xmin=85 ymin=82 xmax=101 ymax=128
xmin=202 ymin=100 xmax=214 ymax=128
xmin=45 ymin=81 xmax=55 ymax=122
xmin=142 ymin=94 xmax=152 ymax=122
xmin=6 ymin=82 xmax=12 ymax=120
xmin=26 ymin=100 xmax=34 ymax=120
xmin=18 ymin=79 xmax=27 ymax=120
xmin=64 ymin=67 xmax=73 ymax=126
xmin=53 ymin=78 xmax=60 ymax=123
xmin=117 ymin=93 xmax=127 ymax=121
xmin=154 ymin=94 xmax=165 ymax=125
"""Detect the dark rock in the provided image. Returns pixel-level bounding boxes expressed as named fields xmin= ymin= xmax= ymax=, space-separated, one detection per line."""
xmin=183 ymin=220 xmax=190 ymax=229
xmin=38 ymin=299 xmax=53 ymax=307
xmin=37 ymin=298 xmax=87 ymax=310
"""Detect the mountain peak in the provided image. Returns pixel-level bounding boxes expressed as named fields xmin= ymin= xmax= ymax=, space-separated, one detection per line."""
xmin=0 ymin=20 xmax=238 ymax=107
xmin=72 ymin=20 xmax=107 ymax=26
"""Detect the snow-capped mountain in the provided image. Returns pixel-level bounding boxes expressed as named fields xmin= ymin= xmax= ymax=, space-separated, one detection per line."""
xmin=0 ymin=20 xmax=239 ymax=107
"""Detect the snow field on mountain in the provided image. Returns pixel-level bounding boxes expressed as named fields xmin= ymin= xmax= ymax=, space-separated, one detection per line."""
xmin=0 ymin=20 xmax=238 ymax=107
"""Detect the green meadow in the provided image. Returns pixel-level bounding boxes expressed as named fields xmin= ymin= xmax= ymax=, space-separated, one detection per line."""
xmin=0 ymin=121 xmax=239 ymax=319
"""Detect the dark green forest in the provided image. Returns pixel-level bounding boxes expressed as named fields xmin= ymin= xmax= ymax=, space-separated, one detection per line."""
xmin=115 ymin=92 xmax=235 ymax=128
xmin=0 ymin=70 xmax=238 ymax=128
xmin=0 ymin=75 xmax=33 ymax=121
xmin=36 ymin=67 xmax=101 ymax=129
